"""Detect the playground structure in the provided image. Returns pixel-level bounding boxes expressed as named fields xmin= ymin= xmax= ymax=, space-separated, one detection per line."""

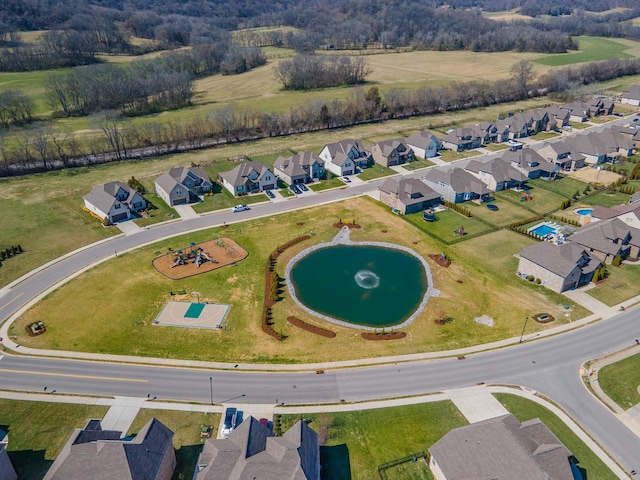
xmin=453 ymin=225 xmax=465 ymax=237
xmin=153 ymin=238 xmax=248 ymax=280
xmin=520 ymin=188 xmax=533 ymax=202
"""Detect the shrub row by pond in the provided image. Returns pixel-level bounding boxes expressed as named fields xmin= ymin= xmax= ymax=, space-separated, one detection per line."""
xmin=262 ymin=235 xmax=312 ymax=341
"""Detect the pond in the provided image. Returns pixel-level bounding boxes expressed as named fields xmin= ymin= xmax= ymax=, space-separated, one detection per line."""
xmin=289 ymin=244 xmax=429 ymax=328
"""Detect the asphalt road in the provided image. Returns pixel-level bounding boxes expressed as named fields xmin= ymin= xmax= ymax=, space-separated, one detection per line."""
xmin=1 ymin=115 xmax=640 ymax=475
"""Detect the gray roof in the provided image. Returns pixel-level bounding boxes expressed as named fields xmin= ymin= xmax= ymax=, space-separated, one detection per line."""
xmin=373 ymin=138 xmax=413 ymax=158
xmin=0 ymin=442 xmax=17 ymax=480
xmin=379 ymin=178 xmax=441 ymax=206
xmin=83 ymin=181 xmax=137 ymax=214
xmin=405 ymin=131 xmax=439 ymax=150
xmin=196 ymin=417 xmax=319 ymax=480
xmin=622 ymin=86 xmax=640 ymax=100
xmin=156 ymin=166 xmax=211 ymax=194
xmin=154 ymin=171 xmax=181 ymax=195
xmin=322 ymin=139 xmax=366 ymax=159
xmin=630 ymin=191 xmax=640 ymax=205
xmin=501 ymin=148 xmax=557 ymax=174
xmin=219 ymin=161 xmax=272 ymax=187
xmin=274 ymin=151 xmax=324 ymax=177
xmin=570 ymin=218 xmax=640 ymax=255
xmin=424 ymin=167 xmax=491 ymax=196
xmin=545 ymin=105 xmax=570 ymax=121
xmin=465 ymin=158 xmax=528 ymax=184
xmin=429 ymin=414 xmax=575 ymax=480
xmin=44 ymin=418 xmax=174 ymax=480
xmin=519 ymin=241 xmax=599 ymax=277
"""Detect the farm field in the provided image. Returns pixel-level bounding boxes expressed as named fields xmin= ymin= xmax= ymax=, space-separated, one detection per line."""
xmin=533 ymin=36 xmax=635 ymax=66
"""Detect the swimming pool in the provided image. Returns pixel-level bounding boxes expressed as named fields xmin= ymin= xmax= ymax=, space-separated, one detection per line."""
xmin=529 ymin=224 xmax=558 ymax=237
xmin=576 ymin=208 xmax=593 ymax=216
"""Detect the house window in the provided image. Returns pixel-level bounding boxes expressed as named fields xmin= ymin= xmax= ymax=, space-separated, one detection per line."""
xmin=114 ymin=204 xmax=121 ymax=209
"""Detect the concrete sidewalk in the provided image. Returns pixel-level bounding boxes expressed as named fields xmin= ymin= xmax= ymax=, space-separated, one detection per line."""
xmin=100 ymin=396 xmax=148 ymax=436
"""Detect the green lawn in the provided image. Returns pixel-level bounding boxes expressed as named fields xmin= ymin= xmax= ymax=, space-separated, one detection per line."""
xmin=439 ymin=149 xmax=482 ymax=162
xmin=530 ymin=176 xmax=588 ymax=200
xmin=533 ymin=36 xmax=634 ymax=67
xmin=466 ymin=199 xmax=538 ymax=228
xmin=598 ymin=353 xmax=640 ymax=410
xmin=568 ymin=121 xmax=591 ymax=130
xmin=587 ymin=263 xmax=640 ymax=306
xmin=403 ymin=157 xmax=435 ymax=171
xmin=529 ymin=131 xmax=560 ymax=141
xmin=127 ymin=409 xmax=220 ymax=480
xmin=496 ymin=186 xmax=566 ymax=216
xmin=191 ymin=183 xmax=267 ymax=214
xmin=0 ymin=399 xmax=109 ymax=480
xmin=134 ymin=193 xmax=179 ymax=227
xmin=280 ymin=401 xmax=467 ymax=480
xmin=482 ymin=143 xmax=510 ymax=152
xmin=357 ymin=165 xmax=396 ymax=181
xmin=403 ymin=209 xmax=496 ymax=243
xmin=495 ymin=393 xmax=619 ymax=480
xmin=582 ymin=189 xmax=631 ymax=208
xmin=309 ymin=178 xmax=345 ymax=191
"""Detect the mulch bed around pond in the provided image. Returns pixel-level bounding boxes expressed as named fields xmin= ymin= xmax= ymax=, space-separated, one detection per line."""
xmin=428 ymin=253 xmax=451 ymax=268
xmin=361 ymin=331 xmax=407 ymax=340
xmin=287 ymin=316 xmax=336 ymax=338
xmin=153 ymin=238 xmax=248 ymax=280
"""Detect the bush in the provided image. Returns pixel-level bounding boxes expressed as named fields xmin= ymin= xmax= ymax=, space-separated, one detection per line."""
xmin=535 ymin=278 xmax=541 ymax=284
xmin=527 ymin=275 xmax=534 ymax=281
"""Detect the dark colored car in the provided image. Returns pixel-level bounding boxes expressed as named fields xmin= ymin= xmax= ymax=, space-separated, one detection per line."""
xmin=266 ymin=189 xmax=275 ymax=198
xmin=221 ymin=407 xmax=237 ymax=438
xmin=298 ymin=183 xmax=308 ymax=192
xmin=291 ymin=185 xmax=301 ymax=194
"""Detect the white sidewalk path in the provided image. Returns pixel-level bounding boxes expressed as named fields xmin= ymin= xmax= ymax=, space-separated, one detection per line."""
xmin=100 ymin=396 xmax=148 ymax=437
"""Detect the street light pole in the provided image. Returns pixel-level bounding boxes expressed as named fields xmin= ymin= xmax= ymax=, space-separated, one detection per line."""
xmin=519 ymin=316 xmax=529 ymax=343
xmin=209 ymin=377 xmax=213 ymax=405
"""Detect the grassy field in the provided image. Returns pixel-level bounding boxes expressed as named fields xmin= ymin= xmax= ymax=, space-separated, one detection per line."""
xmin=357 ymin=164 xmax=396 ymax=181
xmin=495 ymin=393 xmax=618 ymax=479
xmin=127 ymin=409 xmax=220 ymax=480
xmin=587 ymin=263 xmax=640 ymax=306
xmin=280 ymin=401 xmax=467 ymax=480
xmin=9 ymin=196 xmax=588 ymax=363
xmin=582 ymin=189 xmax=631 ymax=208
xmin=533 ymin=36 xmax=634 ymax=67
xmin=598 ymin=353 xmax=640 ymax=410
xmin=0 ymin=399 xmax=109 ymax=480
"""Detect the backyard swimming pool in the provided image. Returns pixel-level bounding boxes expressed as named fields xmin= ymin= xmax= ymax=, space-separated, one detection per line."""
xmin=529 ymin=223 xmax=558 ymax=237
xmin=576 ymin=208 xmax=593 ymax=216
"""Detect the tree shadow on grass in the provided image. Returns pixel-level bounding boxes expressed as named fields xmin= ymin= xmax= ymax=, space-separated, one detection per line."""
xmin=321 ymin=444 xmax=351 ymax=480
xmin=8 ymin=449 xmax=52 ymax=480
xmin=172 ymin=444 xmax=204 ymax=480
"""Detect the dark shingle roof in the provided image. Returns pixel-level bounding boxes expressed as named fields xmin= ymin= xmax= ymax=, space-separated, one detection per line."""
xmin=219 ymin=161 xmax=272 ymax=187
xmin=518 ymin=242 xmax=598 ymax=277
xmin=379 ymin=178 xmax=441 ymax=206
xmin=424 ymin=168 xmax=490 ymax=196
xmin=429 ymin=414 xmax=574 ymax=480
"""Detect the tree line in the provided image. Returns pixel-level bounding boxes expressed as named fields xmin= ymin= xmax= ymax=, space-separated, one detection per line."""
xmin=3 ymin=56 xmax=640 ymax=177
xmin=274 ymin=55 xmax=369 ymax=90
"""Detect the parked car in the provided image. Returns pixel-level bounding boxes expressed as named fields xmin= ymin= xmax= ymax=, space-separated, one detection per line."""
xmin=221 ymin=407 xmax=237 ymax=438
xmin=298 ymin=183 xmax=308 ymax=192
xmin=231 ymin=205 xmax=249 ymax=213
xmin=265 ymin=189 xmax=275 ymax=199
xmin=341 ymin=176 xmax=351 ymax=183
xmin=290 ymin=185 xmax=301 ymax=194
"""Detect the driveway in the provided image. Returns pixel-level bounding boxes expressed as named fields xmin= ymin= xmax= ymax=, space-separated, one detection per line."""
xmin=116 ymin=220 xmax=143 ymax=236
xmin=173 ymin=204 xmax=199 ymax=220
xmin=563 ymin=285 xmax=613 ymax=317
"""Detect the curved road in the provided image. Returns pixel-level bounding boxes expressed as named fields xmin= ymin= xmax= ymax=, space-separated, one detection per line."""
xmin=2 ymin=118 xmax=640 ymax=475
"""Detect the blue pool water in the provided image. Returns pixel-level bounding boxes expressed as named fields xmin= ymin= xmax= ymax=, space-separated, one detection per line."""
xmin=530 ymin=224 xmax=557 ymax=237
xmin=576 ymin=208 xmax=593 ymax=216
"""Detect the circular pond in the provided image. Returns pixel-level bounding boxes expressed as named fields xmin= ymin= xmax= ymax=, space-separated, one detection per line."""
xmin=289 ymin=245 xmax=428 ymax=328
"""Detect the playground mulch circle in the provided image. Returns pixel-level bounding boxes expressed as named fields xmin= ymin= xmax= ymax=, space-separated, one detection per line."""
xmin=152 ymin=238 xmax=248 ymax=280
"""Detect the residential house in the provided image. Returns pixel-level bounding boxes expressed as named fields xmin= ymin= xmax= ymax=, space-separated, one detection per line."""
xmin=429 ymin=414 xmax=581 ymax=480
xmin=379 ymin=178 xmax=442 ymax=214
xmin=464 ymin=158 xmax=528 ymax=192
xmin=406 ymin=131 xmax=441 ymax=158
xmin=545 ymin=105 xmax=570 ymax=129
xmin=517 ymin=241 xmax=601 ymax=293
xmin=591 ymin=202 xmax=640 ymax=228
xmin=155 ymin=166 xmax=212 ymax=206
xmin=621 ymin=86 xmax=640 ymax=106
xmin=83 ymin=181 xmax=146 ymax=224
xmin=588 ymin=98 xmax=614 ymax=116
xmin=560 ymin=101 xmax=591 ymax=122
xmin=423 ymin=167 xmax=492 ymax=204
xmin=537 ymin=141 xmax=585 ymax=171
xmin=194 ymin=416 xmax=320 ymax=480
xmin=0 ymin=439 xmax=17 ymax=480
xmin=439 ymin=127 xmax=482 ymax=152
xmin=497 ymin=113 xmax=533 ymax=140
xmin=274 ymin=151 xmax=325 ymax=185
xmin=528 ymin=108 xmax=550 ymax=132
xmin=219 ymin=161 xmax=277 ymax=196
xmin=630 ymin=191 xmax=640 ymax=205
xmin=44 ymin=418 xmax=175 ymax=480
xmin=370 ymin=138 xmax=414 ymax=167
xmin=595 ymin=130 xmax=635 ymax=159
xmin=501 ymin=148 xmax=559 ymax=180
xmin=569 ymin=217 xmax=640 ymax=264
xmin=563 ymin=136 xmax=610 ymax=165
xmin=319 ymin=139 xmax=371 ymax=176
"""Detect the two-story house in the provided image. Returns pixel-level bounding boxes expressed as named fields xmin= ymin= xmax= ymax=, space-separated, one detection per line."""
xmin=219 ymin=161 xmax=277 ymax=196
xmin=274 ymin=151 xmax=325 ymax=185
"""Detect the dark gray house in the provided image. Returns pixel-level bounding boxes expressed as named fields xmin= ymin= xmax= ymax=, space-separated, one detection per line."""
xmin=44 ymin=418 xmax=176 ymax=480
xmin=429 ymin=414 xmax=581 ymax=480
xmin=155 ymin=166 xmax=213 ymax=206
xmin=83 ymin=181 xmax=147 ymax=223
xmin=379 ymin=178 xmax=441 ymax=214
xmin=194 ymin=416 xmax=320 ymax=480
xmin=423 ymin=167 xmax=492 ymax=204
xmin=464 ymin=158 xmax=528 ymax=192
xmin=274 ymin=151 xmax=325 ymax=185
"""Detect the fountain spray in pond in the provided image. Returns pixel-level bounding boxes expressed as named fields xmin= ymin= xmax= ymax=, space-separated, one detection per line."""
xmin=354 ymin=270 xmax=380 ymax=289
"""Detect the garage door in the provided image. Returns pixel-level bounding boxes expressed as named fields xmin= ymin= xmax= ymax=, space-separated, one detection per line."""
xmin=112 ymin=213 xmax=128 ymax=222
xmin=173 ymin=198 xmax=187 ymax=205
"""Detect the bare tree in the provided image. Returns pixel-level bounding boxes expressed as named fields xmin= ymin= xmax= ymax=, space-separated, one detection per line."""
xmin=91 ymin=110 xmax=128 ymax=161
xmin=510 ymin=60 xmax=536 ymax=98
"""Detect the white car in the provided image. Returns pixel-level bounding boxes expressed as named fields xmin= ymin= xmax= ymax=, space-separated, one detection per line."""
xmin=231 ymin=205 xmax=249 ymax=213
xmin=341 ymin=176 xmax=351 ymax=183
